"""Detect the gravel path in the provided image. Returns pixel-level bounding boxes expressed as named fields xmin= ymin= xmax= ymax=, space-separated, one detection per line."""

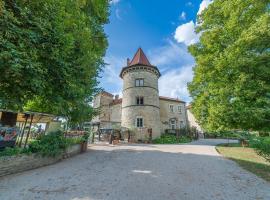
xmin=0 ymin=139 xmax=269 ymax=200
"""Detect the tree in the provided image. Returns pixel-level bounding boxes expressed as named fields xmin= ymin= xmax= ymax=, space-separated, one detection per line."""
xmin=0 ymin=0 xmax=109 ymax=124
xmin=188 ymin=0 xmax=270 ymax=132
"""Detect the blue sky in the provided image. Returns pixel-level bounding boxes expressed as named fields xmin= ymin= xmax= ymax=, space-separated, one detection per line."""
xmin=99 ymin=0 xmax=212 ymax=102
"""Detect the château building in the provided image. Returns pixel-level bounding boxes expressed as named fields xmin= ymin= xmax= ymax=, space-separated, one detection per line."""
xmin=92 ymin=48 xmax=188 ymax=139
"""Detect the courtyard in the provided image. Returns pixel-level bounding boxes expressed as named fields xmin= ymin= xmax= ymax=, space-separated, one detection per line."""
xmin=0 ymin=139 xmax=269 ymax=200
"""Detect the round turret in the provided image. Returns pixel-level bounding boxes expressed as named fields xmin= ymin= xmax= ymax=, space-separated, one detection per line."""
xmin=120 ymin=48 xmax=161 ymax=139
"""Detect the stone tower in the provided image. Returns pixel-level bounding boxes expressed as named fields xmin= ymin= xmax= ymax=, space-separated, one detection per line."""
xmin=120 ymin=48 xmax=161 ymax=139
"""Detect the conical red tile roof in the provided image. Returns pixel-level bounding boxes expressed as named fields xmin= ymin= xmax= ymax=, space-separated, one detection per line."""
xmin=120 ymin=47 xmax=161 ymax=78
xmin=128 ymin=48 xmax=152 ymax=66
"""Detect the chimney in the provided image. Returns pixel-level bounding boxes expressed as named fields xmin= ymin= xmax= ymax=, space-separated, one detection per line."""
xmin=127 ymin=58 xmax=130 ymax=66
xmin=115 ymin=95 xmax=119 ymax=100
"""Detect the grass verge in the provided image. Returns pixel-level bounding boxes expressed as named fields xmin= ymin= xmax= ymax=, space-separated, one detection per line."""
xmin=216 ymin=143 xmax=270 ymax=182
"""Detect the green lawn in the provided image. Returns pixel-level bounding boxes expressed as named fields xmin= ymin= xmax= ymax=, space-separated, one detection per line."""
xmin=216 ymin=143 xmax=270 ymax=182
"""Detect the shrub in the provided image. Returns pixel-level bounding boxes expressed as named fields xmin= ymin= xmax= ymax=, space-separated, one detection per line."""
xmin=153 ymin=134 xmax=191 ymax=144
xmin=0 ymin=147 xmax=21 ymax=157
xmin=28 ymin=130 xmax=70 ymax=157
xmin=250 ymin=137 xmax=270 ymax=162
xmin=0 ymin=147 xmax=31 ymax=157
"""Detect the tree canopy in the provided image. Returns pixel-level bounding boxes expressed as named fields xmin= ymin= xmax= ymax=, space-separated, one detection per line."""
xmin=188 ymin=0 xmax=270 ymax=132
xmin=0 ymin=0 xmax=109 ymax=123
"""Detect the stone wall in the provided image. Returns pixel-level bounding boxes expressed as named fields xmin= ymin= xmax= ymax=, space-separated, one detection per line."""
xmin=159 ymin=99 xmax=187 ymax=133
xmin=121 ymin=68 xmax=161 ymax=139
xmin=110 ymin=103 xmax=122 ymax=124
xmin=92 ymin=92 xmax=114 ymax=123
xmin=0 ymin=144 xmax=81 ymax=177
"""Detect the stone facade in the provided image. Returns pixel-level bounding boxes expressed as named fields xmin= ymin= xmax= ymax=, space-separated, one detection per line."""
xmin=91 ymin=48 xmax=188 ymax=139
xmin=159 ymin=97 xmax=187 ymax=133
xmin=121 ymin=67 xmax=161 ymax=138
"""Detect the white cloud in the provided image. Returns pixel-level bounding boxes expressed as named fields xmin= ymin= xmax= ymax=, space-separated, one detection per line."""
xmin=179 ymin=11 xmax=186 ymax=21
xmin=186 ymin=2 xmax=193 ymax=7
xmin=198 ymin=0 xmax=212 ymax=15
xmin=174 ymin=0 xmax=213 ymax=46
xmin=115 ymin=9 xmax=122 ymax=20
xmin=174 ymin=21 xmax=199 ymax=46
xmin=100 ymin=55 xmax=124 ymax=95
xmin=148 ymin=40 xmax=194 ymax=102
xmin=149 ymin=40 xmax=194 ymax=70
xmin=159 ymin=65 xmax=193 ymax=102
xmin=110 ymin=0 xmax=120 ymax=5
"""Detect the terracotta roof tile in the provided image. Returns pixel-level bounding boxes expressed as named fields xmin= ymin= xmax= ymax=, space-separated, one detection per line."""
xmin=129 ymin=48 xmax=152 ymax=67
xmin=159 ymin=96 xmax=185 ymax=103
xmin=100 ymin=91 xmax=114 ymax=97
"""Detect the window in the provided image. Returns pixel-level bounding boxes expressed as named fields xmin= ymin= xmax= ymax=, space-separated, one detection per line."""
xmin=136 ymin=96 xmax=144 ymax=105
xmin=136 ymin=117 xmax=143 ymax=128
xmin=169 ymin=105 xmax=174 ymax=112
xmin=180 ymin=121 xmax=184 ymax=128
xmin=135 ymin=79 xmax=144 ymax=87
xmin=170 ymin=119 xmax=176 ymax=129
xmin=178 ymin=106 xmax=182 ymax=113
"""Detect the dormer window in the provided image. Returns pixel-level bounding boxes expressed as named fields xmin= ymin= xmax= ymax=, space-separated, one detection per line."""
xmin=135 ymin=79 xmax=144 ymax=87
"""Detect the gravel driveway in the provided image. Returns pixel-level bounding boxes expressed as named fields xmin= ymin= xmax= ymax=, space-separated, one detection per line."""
xmin=0 ymin=139 xmax=269 ymax=200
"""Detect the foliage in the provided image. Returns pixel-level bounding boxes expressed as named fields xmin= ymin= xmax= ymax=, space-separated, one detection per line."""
xmin=28 ymin=130 xmax=70 ymax=157
xmin=0 ymin=130 xmax=88 ymax=157
xmin=153 ymin=134 xmax=191 ymax=144
xmin=0 ymin=147 xmax=21 ymax=157
xmin=250 ymin=137 xmax=270 ymax=162
xmin=77 ymin=131 xmax=91 ymax=142
xmin=0 ymin=146 xmax=31 ymax=157
xmin=205 ymin=131 xmax=253 ymax=139
xmin=188 ymin=0 xmax=270 ymax=132
xmin=0 ymin=0 xmax=109 ymax=124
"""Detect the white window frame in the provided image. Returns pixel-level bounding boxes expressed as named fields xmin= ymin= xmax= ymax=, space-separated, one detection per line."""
xmin=135 ymin=78 xmax=144 ymax=87
xmin=169 ymin=104 xmax=174 ymax=113
xmin=136 ymin=116 xmax=144 ymax=128
xmin=170 ymin=119 xmax=176 ymax=130
xmin=178 ymin=106 xmax=182 ymax=113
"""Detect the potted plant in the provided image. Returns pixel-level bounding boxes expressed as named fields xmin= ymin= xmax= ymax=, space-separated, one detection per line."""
xmin=81 ymin=132 xmax=90 ymax=152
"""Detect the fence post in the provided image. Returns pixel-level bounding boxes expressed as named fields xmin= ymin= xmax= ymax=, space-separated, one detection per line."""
xmin=24 ymin=114 xmax=34 ymax=148
xmin=19 ymin=114 xmax=29 ymax=147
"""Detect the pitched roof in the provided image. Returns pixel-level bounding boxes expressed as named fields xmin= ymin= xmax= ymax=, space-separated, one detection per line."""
xmin=100 ymin=91 xmax=114 ymax=97
xmin=159 ymin=96 xmax=186 ymax=103
xmin=128 ymin=48 xmax=152 ymax=67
